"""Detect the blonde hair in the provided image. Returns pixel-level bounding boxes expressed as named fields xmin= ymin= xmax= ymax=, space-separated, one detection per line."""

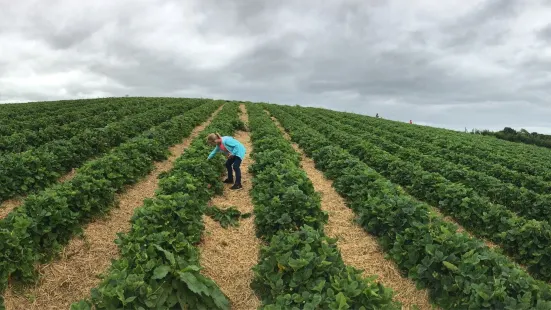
xmin=206 ymin=133 xmax=222 ymax=144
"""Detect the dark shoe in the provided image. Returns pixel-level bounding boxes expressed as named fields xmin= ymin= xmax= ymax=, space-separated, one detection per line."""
xmin=223 ymin=178 xmax=234 ymax=184
xmin=230 ymin=184 xmax=243 ymax=190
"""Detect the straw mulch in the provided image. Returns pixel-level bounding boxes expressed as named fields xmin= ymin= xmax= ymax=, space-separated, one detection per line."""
xmin=0 ymin=198 xmax=23 ymax=220
xmin=199 ymin=105 xmax=261 ymax=310
xmin=271 ymin=117 xmax=437 ymax=310
xmin=3 ymin=107 xmax=223 ymax=310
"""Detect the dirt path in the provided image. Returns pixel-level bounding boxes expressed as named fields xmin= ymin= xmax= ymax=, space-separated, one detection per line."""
xmin=3 ymin=106 xmax=223 ymax=310
xmin=0 ymin=169 xmax=77 ymax=219
xmin=199 ymin=104 xmax=261 ymax=310
xmin=270 ymin=116 xmax=436 ymax=310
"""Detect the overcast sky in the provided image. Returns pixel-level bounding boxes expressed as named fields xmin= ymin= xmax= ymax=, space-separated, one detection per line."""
xmin=1 ymin=0 xmax=551 ymax=132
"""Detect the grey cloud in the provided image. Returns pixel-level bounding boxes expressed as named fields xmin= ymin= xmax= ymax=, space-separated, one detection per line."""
xmin=2 ymin=0 xmax=551 ymax=132
xmin=537 ymin=24 xmax=551 ymax=42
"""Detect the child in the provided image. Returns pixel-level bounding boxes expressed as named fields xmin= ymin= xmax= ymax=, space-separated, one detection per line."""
xmin=206 ymin=133 xmax=246 ymax=190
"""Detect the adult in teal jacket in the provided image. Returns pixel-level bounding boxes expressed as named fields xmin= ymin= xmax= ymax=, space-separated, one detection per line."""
xmin=207 ymin=133 xmax=246 ymax=190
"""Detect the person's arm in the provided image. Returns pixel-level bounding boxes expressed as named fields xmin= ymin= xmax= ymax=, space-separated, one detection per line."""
xmin=207 ymin=145 xmax=220 ymax=160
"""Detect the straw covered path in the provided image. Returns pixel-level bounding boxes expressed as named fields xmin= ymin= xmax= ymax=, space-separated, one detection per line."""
xmin=269 ymin=115 xmax=436 ymax=310
xmin=199 ymin=104 xmax=261 ymax=310
xmin=3 ymin=106 xmax=223 ymax=310
xmin=0 ymin=169 xmax=77 ymax=219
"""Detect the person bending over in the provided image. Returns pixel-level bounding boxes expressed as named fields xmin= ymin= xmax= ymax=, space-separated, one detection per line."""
xmin=206 ymin=133 xmax=246 ymax=190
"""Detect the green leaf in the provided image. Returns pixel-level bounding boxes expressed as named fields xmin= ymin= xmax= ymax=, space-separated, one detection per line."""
xmin=336 ymin=292 xmax=348 ymax=309
xmin=70 ymin=300 xmax=91 ymax=310
xmin=179 ymin=271 xmax=210 ymax=295
xmin=152 ymin=265 xmax=171 ymax=280
xmin=154 ymin=244 xmax=176 ymax=265
xmin=442 ymin=261 xmax=459 ymax=273
xmin=313 ymin=279 xmax=326 ymax=292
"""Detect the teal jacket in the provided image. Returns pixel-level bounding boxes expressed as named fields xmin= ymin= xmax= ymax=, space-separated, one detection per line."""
xmin=207 ymin=136 xmax=246 ymax=160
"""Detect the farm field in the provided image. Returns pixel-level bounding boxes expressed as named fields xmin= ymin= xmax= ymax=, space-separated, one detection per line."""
xmin=0 ymin=98 xmax=551 ymax=309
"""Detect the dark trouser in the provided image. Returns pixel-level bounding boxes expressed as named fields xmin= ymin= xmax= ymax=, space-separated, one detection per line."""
xmin=225 ymin=156 xmax=242 ymax=185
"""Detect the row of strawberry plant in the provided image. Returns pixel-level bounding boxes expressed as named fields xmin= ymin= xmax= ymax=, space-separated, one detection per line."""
xmin=0 ymin=97 xmax=94 ymax=116
xmin=366 ymin=109 xmax=551 ymax=165
xmin=71 ymin=103 xmax=245 ymax=309
xmin=266 ymin=104 xmax=551 ymax=309
xmin=0 ymin=99 xmax=200 ymax=202
xmin=0 ymin=98 xmax=111 ymax=136
xmin=246 ymin=103 xmax=401 ymax=309
xmin=284 ymin=105 xmax=551 ymax=282
xmin=0 ymin=99 xmax=109 ymax=142
xmin=0 ymin=98 xmax=90 ymax=117
xmin=318 ymin=108 xmax=551 ymax=194
xmin=311 ymin=110 xmax=551 ymax=224
xmin=0 ymin=99 xmax=161 ymax=153
xmin=0 ymin=101 xmax=222 ymax=308
xmin=336 ymin=108 xmax=551 ymax=180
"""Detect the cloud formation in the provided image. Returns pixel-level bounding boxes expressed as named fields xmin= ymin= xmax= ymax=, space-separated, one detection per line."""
xmin=2 ymin=0 xmax=551 ymax=132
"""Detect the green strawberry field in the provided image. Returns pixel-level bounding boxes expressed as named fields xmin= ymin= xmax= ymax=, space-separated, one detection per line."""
xmin=0 ymin=97 xmax=551 ymax=309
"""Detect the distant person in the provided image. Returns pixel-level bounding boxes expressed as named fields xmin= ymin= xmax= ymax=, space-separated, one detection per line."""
xmin=376 ymin=113 xmax=379 ymax=118
xmin=206 ymin=133 xmax=246 ymax=190
xmin=409 ymin=120 xmax=412 ymax=124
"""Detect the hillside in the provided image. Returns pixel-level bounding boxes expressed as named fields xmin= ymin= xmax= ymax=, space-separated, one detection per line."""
xmin=0 ymin=97 xmax=551 ymax=309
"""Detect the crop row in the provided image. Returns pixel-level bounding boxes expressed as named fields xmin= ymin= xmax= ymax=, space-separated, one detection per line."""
xmin=0 ymin=98 xmax=113 ymax=136
xmin=0 ymin=100 xmax=222 ymax=308
xmin=336 ymin=109 xmax=551 ymax=180
xmin=246 ymin=104 xmax=400 ymax=309
xmin=322 ymin=108 xmax=551 ymax=193
xmin=0 ymin=99 xmax=161 ymax=153
xmin=0 ymin=99 xmax=199 ymax=202
xmin=71 ymin=103 xmax=246 ymax=309
xmin=266 ymin=104 xmax=551 ymax=309
xmin=0 ymin=98 xmax=90 ymax=116
xmin=330 ymin=109 xmax=551 ymax=193
xmin=387 ymin=111 xmax=551 ymax=163
xmin=286 ymin=105 xmax=551 ymax=282
xmin=311 ymin=110 xmax=551 ymax=225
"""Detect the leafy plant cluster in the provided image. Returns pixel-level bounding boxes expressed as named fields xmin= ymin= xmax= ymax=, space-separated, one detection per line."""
xmin=246 ymin=104 xmax=400 ymax=309
xmin=0 ymin=98 xmax=101 ymax=135
xmin=313 ymin=110 xmax=551 ymax=224
xmin=0 ymin=98 xmax=199 ymax=203
xmin=0 ymin=100 xmax=222 ymax=308
xmin=0 ymin=99 xmax=160 ymax=153
xmin=266 ymin=104 xmax=551 ymax=309
xmin=0 ymin=97 xmax=183 ymax=135
xmin=290 ymin=106 xmax=551 ymax=282
xmin=314 ymin=107 xmax=551 ymax=194
xmin=71 ymin=102 xmax=245 ymax=309
xmin=356 ymin=109 xmax=551 ymax=182
xmin=205 ymin=205 xmax=251 ymax=228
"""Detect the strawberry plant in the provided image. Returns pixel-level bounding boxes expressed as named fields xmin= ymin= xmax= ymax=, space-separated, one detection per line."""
xmin=74 ymin=102 xmax=245 ymax=309
xmin=287 ymin=104 xmax=551 ymax=282
xmin=253 ymin=226 xmax=398 ymax=310
xmin=0 ymin=98 xmax=202 ymax=203
xmin=0 ymin=99 xmax=157 ymax=153
xmin=0 ymin=101 xmax=223 ymax=308
xmin=266 ymin=104 xmax=551 ymax=309
xmin=314 ymin=109 xmax=551 ymax=224
xmin=247 ymin=103 xmax=401 ymax=309
xmin=205 ymin=205 xmax=251 ymax=228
